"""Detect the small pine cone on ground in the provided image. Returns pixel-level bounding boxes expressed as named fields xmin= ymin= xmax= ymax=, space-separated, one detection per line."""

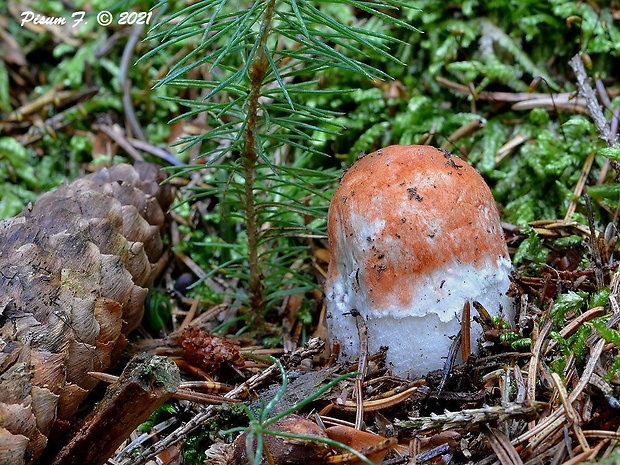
xmin=178 ymin=326 xmax=245 ymax=376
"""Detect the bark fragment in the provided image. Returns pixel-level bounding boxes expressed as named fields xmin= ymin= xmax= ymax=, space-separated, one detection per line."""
xmin=50 ymin=354 xmax=180 ymax=465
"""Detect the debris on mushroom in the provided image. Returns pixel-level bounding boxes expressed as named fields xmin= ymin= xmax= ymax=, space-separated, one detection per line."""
xmin=325 ymin=145 xmax=515 ymax=377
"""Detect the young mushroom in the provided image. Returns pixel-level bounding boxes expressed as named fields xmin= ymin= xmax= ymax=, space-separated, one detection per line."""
xmin=325 ymin=145 xmax=514 ymax=377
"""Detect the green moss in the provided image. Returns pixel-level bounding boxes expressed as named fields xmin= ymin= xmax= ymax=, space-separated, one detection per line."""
xmin=514 ymin=226 xmax=549 ymax=266
xmin=551 ymin=291 xmax=586 ymax=325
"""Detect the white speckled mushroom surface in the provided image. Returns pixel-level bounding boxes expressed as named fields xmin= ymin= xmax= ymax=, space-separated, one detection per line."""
xmin=325 ymin=145 xmax=514 ymax=377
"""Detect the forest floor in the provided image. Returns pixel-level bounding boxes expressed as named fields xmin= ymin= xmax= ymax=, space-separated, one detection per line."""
xmin=3 ymin=1 xmax=620 ymax=464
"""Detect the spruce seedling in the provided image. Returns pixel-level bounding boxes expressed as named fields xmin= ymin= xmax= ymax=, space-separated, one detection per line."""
xmin=144 ymin=1 xmax=418 ymax=325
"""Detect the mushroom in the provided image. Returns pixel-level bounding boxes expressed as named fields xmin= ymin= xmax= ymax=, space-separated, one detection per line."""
xmin=325 ymin=145 xmax=514 ymax=377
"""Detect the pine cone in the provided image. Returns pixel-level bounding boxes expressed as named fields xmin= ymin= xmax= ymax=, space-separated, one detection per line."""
xmin=0 ymin=162 xmax=172 ymax=464
xmin=179 ymin=326 xmax=245 ymax=376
